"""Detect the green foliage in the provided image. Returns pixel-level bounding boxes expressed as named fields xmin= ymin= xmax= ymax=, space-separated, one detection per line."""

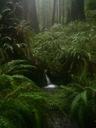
xmin=63 ymin=77 xmax=96 ymax=128
xmin=31 ymin=22 xmax=96 ymax=79
xmin=0 ymin=59 xmax=44 ymax=86
xmin=0 ymin=61 xmax=80 ymax=128
xmin=0 ymin=1 xmax=33 ymax=62
xmin=0 ymin=62 xmax=96 ymax=128
xmin=71 ymin=90 xmax=88 ymax=128
xmin=41 ymin=75 xmax=96 ymax=128
xmin=0 ymin=116 xmax=15 ymax=128
xmin=0 ymin=72 xmax=46 ymax=128
xmin=0 ymin=59 xmax=36 ymax=76
xmin=87 ymin=0 xmax=96 ymax=10
xmin=86 ymin=10 xmax=96 ymax=21
xmin=0 ymin=59 xmax=64 ymax=128
xmin=0 ymin=2 xmax=96 ymax=127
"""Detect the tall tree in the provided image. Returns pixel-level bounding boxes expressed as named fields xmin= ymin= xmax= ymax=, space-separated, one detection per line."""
xmin=31 ymin=0 xmax=39 ymax=32
xmin=36 ymin=0 xmax=54 ymax=29
xmin=59 ymin=0 xmax=65 ymax=24
xmin=52 ymin=0 xmax=65 ymax=25
xmin=52 ymin=0 xmax=61 ymax=25
xmin=52 ymin=0 xmax=56 ymax=25
xmin=65 ymin=0 xmax=85 ymax=23
xmin=71 ymin=0 xmax=85 ymax=20
xmin=22 ymin=0 xmax=39 ymax=33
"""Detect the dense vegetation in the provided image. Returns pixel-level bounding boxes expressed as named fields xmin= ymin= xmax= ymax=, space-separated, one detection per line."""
xmin=0 ymin=0 xmax=96 ymax=128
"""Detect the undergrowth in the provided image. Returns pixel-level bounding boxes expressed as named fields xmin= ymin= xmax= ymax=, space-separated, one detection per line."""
xmin=31 ymin=21 xmax=96 ymax=79
xmin=0 ymin=21 xmax=96 ymax=128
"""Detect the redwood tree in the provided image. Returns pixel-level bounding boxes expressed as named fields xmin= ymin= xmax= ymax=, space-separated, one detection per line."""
xmin=52 ymin=0 xmax=65 ymax=25
xmin=71 ymin=0 xmax=85 ymax=21
xmin=22 ymin=0 xmax=39 ymax=33
xmin=30 ymin=0 xmax=39 ymax=32
xmin=52 ymin=0 xmax=56 ymax=25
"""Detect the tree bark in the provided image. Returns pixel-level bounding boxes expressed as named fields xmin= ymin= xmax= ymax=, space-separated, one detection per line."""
xmin=52 ymin=0 xmax=56 ymax=25
xmin=65 ymin=0 xmax=85 ymax=23
xmin=22 ymin=0 xmax=39 ymax=33
xmin=70 ymin=0 xmax=85 ymax=21
xmin=30 ymin=0 xmax=39 ymax=32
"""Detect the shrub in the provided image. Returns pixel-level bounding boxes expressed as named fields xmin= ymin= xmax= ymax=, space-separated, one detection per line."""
xmin=0 ymin=1 xmax=33 ymax=62
xmin=31 ymin=22 xmax=96 ymax=83
xmin=0 ymin=72 xmax=47 ymax=128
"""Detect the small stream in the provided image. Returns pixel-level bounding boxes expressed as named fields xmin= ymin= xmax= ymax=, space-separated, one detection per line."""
xmin=44 ymin=110 xmax=77 ymax=128
xmin=43 ymin=71 xmax=78 ymax=128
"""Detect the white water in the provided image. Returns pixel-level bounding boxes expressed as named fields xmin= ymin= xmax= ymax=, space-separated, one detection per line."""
xmin=44 ymin=83 xmax=56 ymax=89
xmin=45 ymin=73 xmax=51 ymax=85
xmin=44 ymin=72 xmax=57 ymax=89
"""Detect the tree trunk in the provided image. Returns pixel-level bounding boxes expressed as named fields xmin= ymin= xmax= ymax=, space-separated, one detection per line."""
xmin=52 ymin=0 xmax=56 ymax=25
xmin=65 ymin=0 xmax=71 ymax=23
xmin=65 ymin=0 xmax=85 ymax=23
xmin=60 ymin=0 xmax=65 ymax=24
xmin=70 ymin=0 xmax=85 ymax=21
xmin=22 ymin=0 xmax=39 ymax=33
xmin=30 ymin=0 xmax=39 ymax=32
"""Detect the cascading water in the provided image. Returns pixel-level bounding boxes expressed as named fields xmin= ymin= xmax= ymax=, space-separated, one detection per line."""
xmin=44 ymin=70 xmax=57 ymax=89
xmin=45 ymin=73 xmax=51 ymax=85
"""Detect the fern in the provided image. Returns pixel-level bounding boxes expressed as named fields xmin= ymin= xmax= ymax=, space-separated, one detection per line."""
xmin=0 ymin=116 xmax=15 ymax=128
xmin=0 ymin=99 xmax=30 ymax=128
xmin=0 ymin=74 xmax=15 ymax=98
xmin=70 ymin=81 xmax=96 ymax=128
xmin=71 ymin=91 xmax=87 ymax=113
xmin=1 ymin=60 xmax=36 ymax=75
xmin=0 ymin=75 xmax=45 ymax=128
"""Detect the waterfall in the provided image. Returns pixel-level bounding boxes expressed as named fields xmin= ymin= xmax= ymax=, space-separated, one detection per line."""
xmin=44 ymin=70 xmax=57 ymax=89
xmin=45 ymin=73 xmax=52 ymax=85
